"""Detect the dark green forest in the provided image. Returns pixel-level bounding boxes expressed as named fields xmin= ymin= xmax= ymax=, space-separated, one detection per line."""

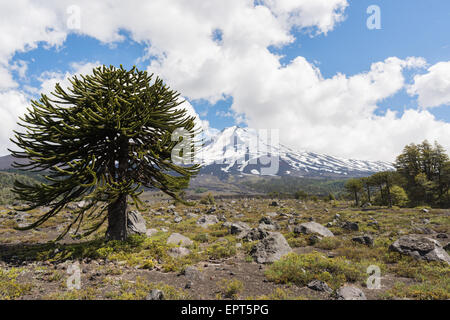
xmin=345 ymin=140 xmax=450 ymax=208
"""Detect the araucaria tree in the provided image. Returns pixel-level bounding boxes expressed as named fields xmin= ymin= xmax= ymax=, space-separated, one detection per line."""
xmin=345 ymin=178 xmax=363 ymax=206
xmin=10 ymin=65 xmax=200 ymax=241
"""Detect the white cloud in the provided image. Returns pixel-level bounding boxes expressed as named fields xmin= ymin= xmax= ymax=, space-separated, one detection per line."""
xmin=408 ymin=61 xmax=450 ymax=108
xmin=37 ymin=61 xmax=101 ymax=95
xmin=260 ymin=0 xmax=349 ymax=35
xmin=0 ymin=62 xmax=100 ymax=156
xmin=0 ymin=66 xmax=17 ymax=90
xmin=0 ymin=1 xmax=448 ymax=162
xmin=0 ymin=90 xmax=29 ymax=155
xmin=224 ymin=56 xmax=447 ymax=162
xmin=0 ymin=1 xmax=66 ymax=65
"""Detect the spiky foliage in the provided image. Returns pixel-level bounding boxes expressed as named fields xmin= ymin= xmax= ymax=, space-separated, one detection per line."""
xmin=9 ymin=65 xmax=200 ymax=240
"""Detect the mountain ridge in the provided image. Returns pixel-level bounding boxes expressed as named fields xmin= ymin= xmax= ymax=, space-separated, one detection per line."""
xmin=197 ymin=126 xmax=394 ymax=178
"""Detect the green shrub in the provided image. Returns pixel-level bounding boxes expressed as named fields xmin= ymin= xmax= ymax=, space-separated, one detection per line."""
xmin=265 ymin=252 xmax=364 ymax=289
xmin=207 ymin=242 xmax=236 ymax=260
xmin=0 ymin=268 xmax=32 ymax=300
xmin=217 ymin=279 xmax=244 ymax=299
xmin=200 ymin=193 xmax=215 ymax=205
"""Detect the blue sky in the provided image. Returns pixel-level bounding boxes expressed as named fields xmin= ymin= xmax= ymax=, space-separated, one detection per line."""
xmin=1 ymin=0 xmax=449 ymax=160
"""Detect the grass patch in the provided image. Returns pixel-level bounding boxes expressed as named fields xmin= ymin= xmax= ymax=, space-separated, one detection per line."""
xmin=0 ymin=268 xmax=32 ymax=300
xmin=265 ymin=252 xmax=365 ymax=290
xmin=217 ymin=279 xmax=244 ymax=299
xmin=106 ymin=276 xmax=190 ymax=300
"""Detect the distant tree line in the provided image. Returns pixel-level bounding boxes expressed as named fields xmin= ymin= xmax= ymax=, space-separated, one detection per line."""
xmin=345 ymin=141 xmax=450 ymax=208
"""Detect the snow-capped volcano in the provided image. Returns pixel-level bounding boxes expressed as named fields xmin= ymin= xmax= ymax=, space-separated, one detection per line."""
xmin=197 ymin=126 xmax=394 ymax=178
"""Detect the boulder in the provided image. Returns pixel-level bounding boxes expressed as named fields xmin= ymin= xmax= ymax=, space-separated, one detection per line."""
xmin=127 ymin=210 xmax=147 ymax=235
xmin=242 ymin=228 xmax=270 ymax=241
xmin=167 ymin=233 xmax=193 ymax=246
xmin=337 ymin=286 xmax=366 ymax=300
xmin=259 ymin=217 xmax=280 ymax=231
xmin=342 ymin=221 xmax=359 ymax=231
xmin=146 ymin=289 xmax=164 ymax=300
xmin=182 ymin=266 xmax=205 ymax=281
xmin=259 ymin=223 xmax=278 ymax=232
xmin=294 ymin=222 xmax=334 ymax=237
xmin=307 ymin=280 xmax=332 ymax=294
xmin=197 ymin=215 xmax=219 ymax=228
xmin=225 ymin=222 xmax=250 ymax=236
xmin=352 ymin=235 xmax=374 ymax=247
xmin=259 ymin=217 xmax=274 ymax=225
xmin=167 ymin=247 xmax=191 ymax=258
xmin=389 ymin=235 xmax=450 ymax=264
xmin=250 ymin=233 xmax=292 ymax=264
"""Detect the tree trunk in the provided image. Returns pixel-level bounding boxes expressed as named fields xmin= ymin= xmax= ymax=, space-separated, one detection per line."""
xmin=106 ymin=137 xmax=129 ymax=241
xmin=106 ymin=194 xmax=128 ymax=241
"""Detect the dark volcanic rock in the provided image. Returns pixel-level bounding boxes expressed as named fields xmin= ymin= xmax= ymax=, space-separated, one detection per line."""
xmin=342 ymin=221 xmax=359 ymax=231
xmin=352 ymin=235 xmax=374 ymax=247
xmin=307 ymin=280 xmax=332 ymax=293
xmin=146 ymin=289 xmax=164 ymax=300
xmin=242 ymin=228 xmax=270 ymax=241
xmin=389 ymin=235 xmax=450 ymax=264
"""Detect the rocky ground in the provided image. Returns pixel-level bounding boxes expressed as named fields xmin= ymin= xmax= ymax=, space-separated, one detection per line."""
xmin=0 ymin=198 xmax=449 ymax=300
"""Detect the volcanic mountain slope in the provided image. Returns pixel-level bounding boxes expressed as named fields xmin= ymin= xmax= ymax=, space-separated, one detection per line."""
xmin=197 ymin=126 xmax=394 ymax=178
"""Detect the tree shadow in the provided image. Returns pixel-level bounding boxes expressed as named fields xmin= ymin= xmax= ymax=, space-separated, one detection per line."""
xmin=0 ymin=235 xmax=147 ymax=265
xmin=0 ymin=240 xmax=105 ymax=265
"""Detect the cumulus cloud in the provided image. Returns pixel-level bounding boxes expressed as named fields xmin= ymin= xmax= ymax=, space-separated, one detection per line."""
xmin=225 ymin=56 xmax=445 ymax=162
xmin=408 ymin=61 xmax=450 ymax=108
xmin=0 ymin=61 xmax=101 ymax=156
xmin=37 ymin=61 xmax=101 ymax=95
xmin=260 ymin=0 xmax=349 ymax=35
xmin=0 ymin=90 xmax=29 ymax=154
xmin=0 ymin=1 xmax=448 ymax=161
